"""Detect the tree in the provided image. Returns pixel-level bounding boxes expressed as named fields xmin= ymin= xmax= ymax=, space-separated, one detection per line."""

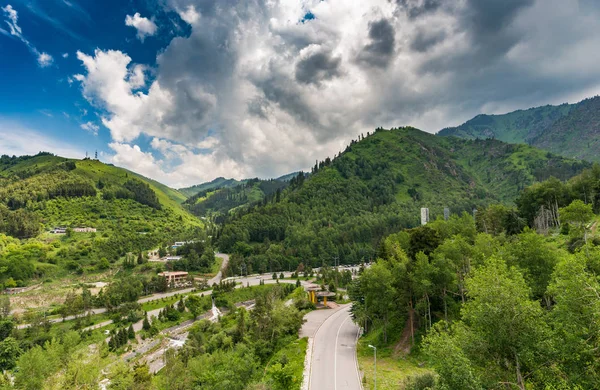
xmin=560 ymin=199 xmax=594 ymax=243
xmin=186 ymin=295 xmax=202 ymax=319
xmin=177 ymin=297 xmax=186 ymax=312
xmin=142 ymin=315 xmax=151 ymax=331
xmin=128 ymin=324 xmax=135 ymax=339
xmin=461 ymin=257 xmax=550 ymax=388
xmin=0 ymin=337 xmax=21 ymax=371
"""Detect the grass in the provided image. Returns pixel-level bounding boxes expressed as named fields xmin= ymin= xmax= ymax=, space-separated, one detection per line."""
xmin=263 ymin=337 xmax=308 ymax=390
xmin=357 ymin=329 xmax=433 ymax=390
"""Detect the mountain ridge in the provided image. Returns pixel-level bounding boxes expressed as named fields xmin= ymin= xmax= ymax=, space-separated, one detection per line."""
xmin=438 ymin=96 xmax=600 ymax=162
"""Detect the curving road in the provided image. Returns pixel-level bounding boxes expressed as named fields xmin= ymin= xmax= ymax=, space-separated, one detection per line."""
xmin=306 ymin=305 xmax=362 ymax=390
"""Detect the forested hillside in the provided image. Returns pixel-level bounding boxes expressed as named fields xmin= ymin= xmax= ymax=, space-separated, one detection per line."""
xmin=217 ymin=127 xmax=587 ymax=274
xmin=439 ymin=96 xmax=600 ymax=162
xmin=0 ymin=153 xmax=201 ymax=287
xmin=183 ymin=178 xmax=289 ymax=221
xmin=179 ymin=177 xmax=244 ymax=198
xmin=352 ymin=164 xmax=600 ymax=389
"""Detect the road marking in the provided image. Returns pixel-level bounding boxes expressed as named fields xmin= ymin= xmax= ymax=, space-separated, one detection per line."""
xmin=353 ymin=322 xmax=363 ymax=389
xmin=335 ymin=311 xmax=352 ymax=389
xmin=308 ymin=305 xmax=349 ymax=390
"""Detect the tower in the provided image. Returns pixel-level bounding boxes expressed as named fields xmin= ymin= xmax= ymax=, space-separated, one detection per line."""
xmin=421 ymin=208 xmax=429 ymax=226
xmin=444 ymin=207 xmax=450 ymax=221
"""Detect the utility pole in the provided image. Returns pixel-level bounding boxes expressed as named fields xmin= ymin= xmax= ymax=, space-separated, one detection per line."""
xmin=368 ymin=345 xmax=377 ymax=390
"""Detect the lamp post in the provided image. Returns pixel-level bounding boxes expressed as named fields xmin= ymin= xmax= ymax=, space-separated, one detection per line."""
xmin=368 ymin=344 xmax=377 ymax=390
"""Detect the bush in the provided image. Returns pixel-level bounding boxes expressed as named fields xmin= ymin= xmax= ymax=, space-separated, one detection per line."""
xmin=403 ymin=372 xmax=437 ymax=390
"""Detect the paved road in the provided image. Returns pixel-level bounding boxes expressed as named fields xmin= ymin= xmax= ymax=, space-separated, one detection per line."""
xmin=208 ymin=253 xmax=229 ymax=285
xmin=308 ymin=305 xmax=362 ymax=390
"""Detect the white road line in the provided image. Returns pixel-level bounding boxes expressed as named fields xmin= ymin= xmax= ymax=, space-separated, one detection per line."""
xmin=308 ymin=306 xmax=349 ymax=390
xmin=334 ymin=313 xmax=352 ymax=390
xmin=353 ymin=323 xmax=363 ymax=389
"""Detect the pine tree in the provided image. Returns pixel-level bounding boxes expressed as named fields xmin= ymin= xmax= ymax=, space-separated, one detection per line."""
xmin=177 ymin=298 xmax=185 ymax=312
xmin=128 ymin=324 xmax=135 ymax=339
xmin=143 ymin=315 xmax=150 ymax=331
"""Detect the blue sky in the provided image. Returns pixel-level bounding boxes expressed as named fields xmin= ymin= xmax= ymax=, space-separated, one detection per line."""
xmin=0 ymin=0 xmax=188 ymax=160
xmin=1 ymin=0 xmax=600 ymax=187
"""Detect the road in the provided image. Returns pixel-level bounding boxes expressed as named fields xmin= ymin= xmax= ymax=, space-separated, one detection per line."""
xmin=307 ymin=305 xmax=362 ymax=390
xmin=208 ymin=253 xmax=229 ymax=285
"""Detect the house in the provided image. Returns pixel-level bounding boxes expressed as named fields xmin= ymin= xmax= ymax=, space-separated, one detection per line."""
xmin=158 ymin=271 xmax=189 ymax=285
xmin=164 ymin=256 xmax=183 ymax=261
xmin=73 ymin=227 xmax=97 ymax=233
xmin=171 ymin=241 xmax=195 ymax=249
xmin=51 ymin=227 xmax=67 ymax=234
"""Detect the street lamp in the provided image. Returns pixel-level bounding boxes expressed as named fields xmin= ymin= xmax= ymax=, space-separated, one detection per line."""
xmin=368 ymin=344 xmax=377 ymax=390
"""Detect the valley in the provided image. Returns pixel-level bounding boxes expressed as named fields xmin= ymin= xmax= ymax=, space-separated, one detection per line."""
xmin=0 ymin=125 xmax=599 ymax=389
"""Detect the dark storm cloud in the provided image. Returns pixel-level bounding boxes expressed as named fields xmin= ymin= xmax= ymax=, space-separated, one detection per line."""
xmin=464 ymin=0 xmax=534 ymax=37
xmin=417 ymin=0 xmax=535 ymax=74
xmin=295 ymin=51 xmax=342 ymax=85
xmin=357 ymin=18 xmax=395 ymax=68
xmin=253 ymin=73 xmax=320 ymax=127
xmin=395 ymin=0 xmax=442 ymax=19
xmin=410 ymin=29 xmax=445 ymax=52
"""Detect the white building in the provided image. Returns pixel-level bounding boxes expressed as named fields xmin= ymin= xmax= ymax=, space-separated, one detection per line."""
xmin=421 ymin=208 xmax=430 ymax=226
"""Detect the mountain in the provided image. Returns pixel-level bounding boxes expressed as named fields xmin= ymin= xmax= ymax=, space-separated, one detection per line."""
xmin=0 ymin=153 xmax=199 ymax=238
xmin=275 ymin=172 xmax=301 ymax=182
xmin=183 ymin=178 xmax=289 ymax=220
xmin=217 ymin=127 xmax=588 ymax=273
xmin=179 ymin=177 xmax=244 ymax=198
xmin=438 ymin=96 xmax=600 ymax=162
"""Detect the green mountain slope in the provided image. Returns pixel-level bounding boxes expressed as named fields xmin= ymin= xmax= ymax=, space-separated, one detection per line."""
xmin=179 ymin=177 xmax=244 ymax=198
xmin=217 ymin=127 xmax=587 ymax=273
xmin=438 ymin=96 xmax=600 ymax=162
xmin=183 ymin=178 xmax=289 ymax=220
xmin=0 ymin=153 xmax=203 ymax=286
xmin=0 ymin=153 xmax=199 ymax=237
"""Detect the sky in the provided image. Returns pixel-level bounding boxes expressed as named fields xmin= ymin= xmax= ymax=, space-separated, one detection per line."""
xmin=1 ymin=0 xmax=600 ymax=188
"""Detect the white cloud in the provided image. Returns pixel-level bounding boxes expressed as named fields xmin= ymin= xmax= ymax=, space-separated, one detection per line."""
xmin=177 ymin=5 xmax=199 ymax=25
xmin=2 ymin=4 xmax=53 ymax=68
xmin=62 ymin=52 xmax=69 ymax=58
xmin=37 ymin=52 xmax=53 ymax=67
xmin=108 ymin=141 xmax=246 ymax=188
xmin=125 ymin=12 xmax=157 ymax=41
xmin=73 ymin=0 xmax=600 ymax=186
xmin=74 ymin=49 xmax=216 ymax=143
xmin=0 ymin=119 xmax=82 ymax=159
xmin=80 ymin=121 xmax=99 ymax=135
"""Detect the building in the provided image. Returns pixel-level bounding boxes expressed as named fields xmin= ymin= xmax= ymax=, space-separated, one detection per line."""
xmin=73 ymin=227 xmax=97 ymax=233
xmin=158 ymin=271 xmax=189 ymax=285
xmin=444 ymin=207 xmax=450 ymax=221
xmin=164 ymin=256 xmax=183 ymax=261
xmin=51 ymin=227 xmax=67 ymax=234
xmin=421 ymin=208 xmax=430 ymax=226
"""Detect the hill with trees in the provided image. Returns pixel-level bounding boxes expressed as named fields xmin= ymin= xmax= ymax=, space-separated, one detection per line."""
xmin=183 ymin=178 xmax=289 ymax=222
xmin=352 ymin=163 xmax=600 ymax=389
xmin=216 ymin=127 xmax=587 ymax=275
xmin=0 ymin=153 xmax=202 ymax=287
xmin=179 ymin=177 xmax=245 ymax=198
xmin=438 ymin=95 xmax=600 ymax=162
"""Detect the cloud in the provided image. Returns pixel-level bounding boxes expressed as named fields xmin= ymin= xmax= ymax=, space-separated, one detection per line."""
xmin=357 ymin=18 xmax=396 ymax=68
xmin=2 ymin=4 xmax=53 ymax=67
xmin=108 ymin=141 xmax=247 ymax=188
xmin=125 ymin=13 xmax=158 ymax=41
xmin=0 ymin=119 xmax=82 ymax=159
xmin=80 ymin=121 xmax=99 ymax=135
xmin=62 ymin=52 xmax=69 ymax=58
xmin=71 ymin=0 xmax=600 ymax=186
xmin=176 ymin=5 xmax=199 ymax=25
xmin=295 ymin=45 xmax=342 ymax=85
xmin=37 ymin=52 xmax=53 ymax=67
